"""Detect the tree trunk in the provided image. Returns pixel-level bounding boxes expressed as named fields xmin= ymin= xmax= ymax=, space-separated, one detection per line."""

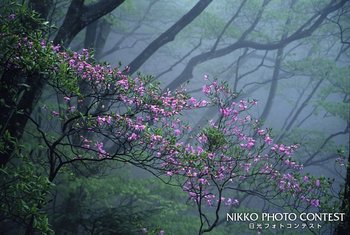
xmin=336 ymin=153 xmax=350 ymax=234
xmin=54 ymin=0 xmax=125 ymax=47
xmin=0 ymin=70 xmax=45 ymax=166
xmin=127 ymin=0 xmax=213 ymax=75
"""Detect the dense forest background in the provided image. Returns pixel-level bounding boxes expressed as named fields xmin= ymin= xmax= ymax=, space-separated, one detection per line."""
xmin=0 ymin=0 xmax=349 ymax=234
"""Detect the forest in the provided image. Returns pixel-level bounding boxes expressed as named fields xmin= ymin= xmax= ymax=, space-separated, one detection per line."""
xmin=0 ymin=0 xmax=349 ymax=234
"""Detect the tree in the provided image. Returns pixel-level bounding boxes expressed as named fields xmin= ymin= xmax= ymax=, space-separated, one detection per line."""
xmin=1 ymin=0 xmax=349 ymax=234
xmin=93 ymin=1 xmax=349 ymax=188
xmin=52 ymin=0 xmax=126 ymax=47
xmin=0 ymin=0 xmax=127 ymax=166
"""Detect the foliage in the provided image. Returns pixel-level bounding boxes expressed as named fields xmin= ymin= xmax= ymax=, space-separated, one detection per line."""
xmin=0 ymin=155 xmax=52 ymax=234
xmin=0 ymin=3 xmax=55 ymax=233
xmin=50 ymin=167 xmax=204 ymax=235
xmin=0 ymin=1 xmax=344 ymax=234
xmin=0 ymin=1 xmax=57 ymax=74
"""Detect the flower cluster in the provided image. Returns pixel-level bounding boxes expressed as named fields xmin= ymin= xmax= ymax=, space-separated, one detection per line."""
xmin=1 ymin=6 xmax=336 ymax=235
xmin=2 ymin=9 xmax=329 ymax=214
xmin=148 ymin=78 xmax=328 ymax=210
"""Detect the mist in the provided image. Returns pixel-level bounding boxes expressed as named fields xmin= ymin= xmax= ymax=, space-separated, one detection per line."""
xmin=0 ymin=0 xmax=349 ymax=234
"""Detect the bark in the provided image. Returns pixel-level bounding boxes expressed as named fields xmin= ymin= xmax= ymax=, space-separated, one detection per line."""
xmin=0 ymin=71 xmax=45 ymax=166
xmin=336 ymin=153 xmax=350 ymax=234
xmin=99 ymin=0 xmax=159 ymax=59
xmin=53 ymin=0 xmax=125 ymax=47
xmin=95 ymin=18 xmax=112 ymax=60
xmin=24 ymin=215 xmax=35 ymax=235
xmin=0 ymin=0 xmax=125 ymax=166
xmin=84 ymin=20 xmax=98 ymax=49
xmin=127 ymin=0 xmax=213 ymax=75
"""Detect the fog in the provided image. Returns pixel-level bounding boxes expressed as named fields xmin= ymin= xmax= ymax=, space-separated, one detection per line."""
xmin=95 ymin=0 xmax=349 ymax=176
xmin=1 ymin=0 xmax=349 ymax=234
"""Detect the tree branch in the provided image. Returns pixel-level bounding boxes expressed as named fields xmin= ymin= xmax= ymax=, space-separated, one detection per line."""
xmin=127 ymin=0 xmax=213 ymax=75
xmin=166 ymin=0 xmax=347 ymax=90
xmin=53 ymin=0 xmax=125 ymax=47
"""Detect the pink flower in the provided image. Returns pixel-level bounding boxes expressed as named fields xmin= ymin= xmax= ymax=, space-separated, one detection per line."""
xmin=239 ymin=100 xmax=247 ymax=110
xmin=68 ymin=106 xmax=76 ymax=112
xmin=97 ymin=116 xmax=105 ymax=125
xmin=134 ymin=124 xmax=146 ymax=131
xmin=198 ymin=178 xmax=208 ymax=185
xmin=197 ymin=146 xmax=203 ymax=155
xmin=52 ymin=44 xmax=61 ymax=52
xmin=207 ymin=153 xmax=214 ymax=160
xmin=51 ymin=111 xmax=59 ymax=116
xmin=258 ymin=129 xmax=265 ymax=135
xmin=198 ymin=134 xmax=208 ymax=144
xmin=40 ymin=40 xmax=46 ymax=48
xmin=151 ymin=134 xmax=162 ymax=142
xmin=198 ymin=100 xmax=208 ymax=107
xmin=82 ymin=48 xmax=89 ymax=57
xmin=271 ymin=144 xmax=278 ymax=151
xmin=117 ymin=78 xmax=129 ymax=89
xmin=243 ymin=163 xmax=251 ymax=173
xmin=8 ymin=14 xmax=16 ymax=20
xmin=202 ymin=85 xmax=211 ymax=94
xmin=69 ymin=59 xmax=75 ymax=67
xmin=205 ymin=194 xmax=215 ymax=206
xmin=188 ymin=97 xmax=197 ymax=105
xmin=128 ymin=133 xmax=138 ymax=141
xmin=225 ymin=198 xmax=239 ymax=206
xmin=220 ymin=108 xmax=231 ymax=117
xmin=264 ymin=135 xmax=273 ymax=145
xmin=83 ymin=144 xmax=90 ymax=148
xmin=95 ymin=142 xmax=107 ymax=156
xmin=315 ymin=179 xmax=320 ymax=187
xmin=246 ymin=137 xmax=255 ymax=149
xmin=279 ymin=144 xmax=286 ymax=153
xmin=254 ymin=155 xmax=260 ymax=163
xmin=106 ymin=116 xmax=112 ymax=124
xmin=174 ymin=129 xmax=181 ymax=136
xmin=310 ymin=199 xmax=320 ymax=207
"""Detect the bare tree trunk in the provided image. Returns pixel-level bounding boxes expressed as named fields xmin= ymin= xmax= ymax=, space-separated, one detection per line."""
xmin=336 ymin=153 xmax=350 ymax=234
xmin=0 ymin=0 xmax=125 ymax=166
xmin=127 ymin=0 xmax=213 ymax=75
xmin=95 ymin=19 xmax=112 ymax=60
xmin=0 ymin=70 xmax=45 ymax=166
xmin=53 ymin=0 xmax=125 ymax=47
